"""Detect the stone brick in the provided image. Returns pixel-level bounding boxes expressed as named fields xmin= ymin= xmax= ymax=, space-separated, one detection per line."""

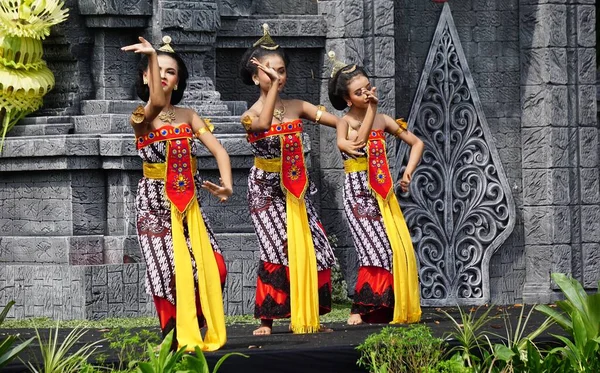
xmin=520 ymin=5 xmax=567 ymax=48
xmin=374 ymin=37 xmax=395 ymax=77
xmin=577 ymin=85 xmax=597 ymax=127
xmin=577 ymin=48 xmax=596 ymax=85
xmin=578 ymin=127 xmax=599 ymax=168
xmin=576 ymin=5 xmax=595 ymax=48
xmin=524 ymin=245 xmax=552 ymax=286
xmin=521 ymin=48 xmax=567 ymax=85
xmin=521 ymin=85 xmax=568 ymax=128
xmin=581 ymin=205 xmax=600 ymax=243
xmin=582 ymin=243 xmax=600 ymax=289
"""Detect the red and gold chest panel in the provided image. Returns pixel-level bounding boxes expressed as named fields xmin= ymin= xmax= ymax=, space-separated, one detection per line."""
xmin=137 ymin=124 xmax=196 ymax=213
xmin=248 ymin=120 xmax=308 ymax=199
xmin=367 ymin=130 xmax=393 ymax=201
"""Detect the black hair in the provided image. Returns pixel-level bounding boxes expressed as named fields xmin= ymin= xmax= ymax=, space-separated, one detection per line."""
xmin=327 ymin=64 xmax=369 ymax=110
xmin=135 ymin=51 xmax=189 ymax=105
xmin=239 ymin=45 xmax=290 ymax=85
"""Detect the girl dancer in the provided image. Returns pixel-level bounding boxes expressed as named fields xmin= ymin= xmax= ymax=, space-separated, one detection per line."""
xmin=328 ymin=53 xmax=424 ymax=325
xmin=122 ymin=36 xmax=232 ymax=351
xmin=239 ymin=25 xmax=359 ymax=335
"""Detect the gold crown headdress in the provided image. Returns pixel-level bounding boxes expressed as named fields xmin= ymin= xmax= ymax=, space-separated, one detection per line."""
xmin=253 ymin=23 xmax=279 ymax=50
xmin=158 ymin=35 xmax=175 ymax=53
xmin=327 ymin=51 xmax=357 ymax=78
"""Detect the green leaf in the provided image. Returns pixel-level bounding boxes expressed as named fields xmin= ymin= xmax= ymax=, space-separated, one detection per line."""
xmin=212 ymin=352 xmax=248 ymax=373
xmin=0 ymin=301 xmax=15 ymax=325
xmin=0 ymin=336 xmax=33 ymax=368
xmin=493 ymin=344 xmax=515 ymax=362
xmin=137 ymin=362 xmax=156 ymax=373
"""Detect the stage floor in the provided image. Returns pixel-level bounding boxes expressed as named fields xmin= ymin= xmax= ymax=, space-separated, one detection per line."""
xmin=1 ymin=306 xmax=564 ymax=373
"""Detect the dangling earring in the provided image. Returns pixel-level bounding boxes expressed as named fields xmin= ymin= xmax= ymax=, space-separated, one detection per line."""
xmin=347 ymin=101 xmax=352 ymax=107
xmin=143 ymin=77 xmax=148 ymax=85
xmin=174 ymin=85 xmax=178 ymax=91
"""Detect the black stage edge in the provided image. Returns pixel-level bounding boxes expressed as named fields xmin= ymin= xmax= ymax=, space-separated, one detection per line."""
xmin=1 ymin=306 xmax=566 ymax=373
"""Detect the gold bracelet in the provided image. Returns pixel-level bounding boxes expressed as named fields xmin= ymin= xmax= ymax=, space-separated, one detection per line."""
xmin=315 ymin=105 xmax=326 ymax=123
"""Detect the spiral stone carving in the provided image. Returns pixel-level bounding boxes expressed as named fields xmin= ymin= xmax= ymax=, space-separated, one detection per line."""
xmin=395 ymin=4 xmax=515 ymax=306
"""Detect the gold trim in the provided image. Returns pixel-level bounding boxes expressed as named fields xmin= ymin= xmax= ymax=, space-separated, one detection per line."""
xmin=254 ymin=157 xmax=281 ymax=173
xmin=343 ymin=157 xmax=368 ymax=173
xmin=143 ymin=159 xmax=197 ymax=179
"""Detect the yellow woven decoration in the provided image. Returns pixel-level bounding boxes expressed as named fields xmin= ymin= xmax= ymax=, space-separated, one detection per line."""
xmin=0 ymin=0 xmax=69 ymax=39
xmin=0 ymin=0 xmax=69 ymax=152
xmin=0 ymin=35 xmax=45 ymax=70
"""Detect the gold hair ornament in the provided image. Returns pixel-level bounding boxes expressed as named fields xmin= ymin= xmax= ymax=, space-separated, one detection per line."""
xmin=327 ymin=51 xmax=348 ymax=78
xmin=253 ymin=23 xmax=279 ymax=49
xmin=158 ymin=35 xmax=175 ymax=53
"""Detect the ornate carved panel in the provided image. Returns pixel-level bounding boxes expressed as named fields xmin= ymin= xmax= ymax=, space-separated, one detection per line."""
xmin=395 ymin=4 xmax=516 ymax=306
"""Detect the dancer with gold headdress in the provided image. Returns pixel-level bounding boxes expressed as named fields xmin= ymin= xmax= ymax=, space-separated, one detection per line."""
xmin=328 ymin=52 xmax=424 ymax=325
xmin=122 ymin=36 xmax=232 ymax=351
xmin=239 ymin=25 xmax=361 ymax=336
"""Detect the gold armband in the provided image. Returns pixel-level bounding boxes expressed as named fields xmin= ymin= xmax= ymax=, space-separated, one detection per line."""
xmin=130 ymin=105 xmax=145 ymax=125
xmin=315 ymin=105 xmax=326 ymax=123
xmin=394 ymin=118 xmax=408 ymax=137
xmin=241 ymin=115 xmax=253 ymax=131
xmin=195 ymin=118 xmax=214 ymax=138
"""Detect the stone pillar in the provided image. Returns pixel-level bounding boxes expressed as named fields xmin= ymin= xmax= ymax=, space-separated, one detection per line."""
xmin=317 ymin=0 xmax=396 ymax=292
xmin=153 ymin=0 xmax=229 ymax=116
xmin=520 ymin=0 xmax=598 ymax=303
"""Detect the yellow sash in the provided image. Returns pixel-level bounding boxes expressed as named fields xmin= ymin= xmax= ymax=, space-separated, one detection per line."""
xmin=344 ymin=158 xmax=422 ymax=324
xmin=143 ymin=161 xmax=226 ymax=351
xmin=253 ymin=157 xmax=320 ymax=333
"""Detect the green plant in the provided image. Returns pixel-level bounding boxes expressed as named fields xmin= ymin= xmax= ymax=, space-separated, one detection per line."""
xmin=357 ymin=324 xmax=444 ymax=373
xmin=536 ymin=273 xmax=600 ymax=373
xmin=103 ymin=328 xmax=161 ymax=370
xmin=482 ymin=305 xmax=555 ymax=373
xmin=26 ymin=322 xmax=104 ymax=373
xmin=132 ymin=330 xmax=248 ymax=373
xmin=431 ymin=353 xmax=472 ymax=373
xmin=440 ymin=306 xmax=495 ymax=370
xmin=0 ymin=301 xmax=34 ymax=368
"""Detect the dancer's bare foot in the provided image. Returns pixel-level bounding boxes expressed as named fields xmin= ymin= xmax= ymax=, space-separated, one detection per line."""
xmin=347 ymin=313 xmax=363 ymax=325
xmin=253 ymin=319 xmax=273 ymax=336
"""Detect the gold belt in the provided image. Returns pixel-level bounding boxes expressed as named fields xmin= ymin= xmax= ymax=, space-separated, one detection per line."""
xmin=344 ymin=157 xmax=368 ymax=173
xmin=143 ymin=159 xmax=198 ymax=179
xmin=254 ymin=157 xmax=281 ymax=173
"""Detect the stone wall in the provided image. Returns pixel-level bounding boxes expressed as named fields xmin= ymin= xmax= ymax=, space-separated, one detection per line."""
xmin=520 ymin=0 xmax=598 ymax=302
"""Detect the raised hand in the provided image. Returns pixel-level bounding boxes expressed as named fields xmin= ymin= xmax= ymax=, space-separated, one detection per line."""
xmin=202 ymin=178 xmax=233 ymax=203
xmin=251 ymin=57 xmax=279 ymax=82
xmin=364 ymin=87 xmax=378 ymax=105
xmin=121 ymin=36 xmax=156 ymax=56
